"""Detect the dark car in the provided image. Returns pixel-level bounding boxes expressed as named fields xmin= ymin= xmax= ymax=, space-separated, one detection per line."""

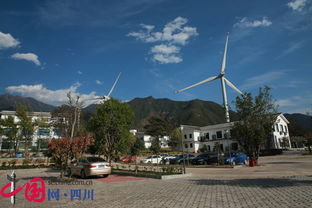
xmin=169 ymin=154 xmax=195 ymax=165
xmin=191 ymin=152 xmax=219 ymax=165
xmin=224 ymin=152 xmax=249 ymax=165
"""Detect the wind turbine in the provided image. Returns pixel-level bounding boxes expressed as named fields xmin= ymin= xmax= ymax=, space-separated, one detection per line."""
xmin=175 ymin=33 xmax=243 ymax=123
xmin=88 ymin=72 xmax=122 ymax=104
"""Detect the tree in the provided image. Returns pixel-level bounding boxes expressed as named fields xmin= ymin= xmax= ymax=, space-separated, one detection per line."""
xmin=150 ymin=138 xmax=161 ymax=155
xmin=231 ymin=86 xmax=277 ymax=162
xmin=144 ymin=116 xmax=172 ymax=154
xmin=48 ymin=136 xmax=93 ymax=178
xmin=49 ymin=92 xmax=87 ymax=177
xmin=303 ymin=132 xmax=312 ymax=153
xmin=88 ymin=99 xmax=134 ymax=163
xmin=130 ymin=137 xmax=145 ymax=173
xmin=169 ymin=128 xmax=183 ymax=150
xmin=35 ymin=114 xmax=52 ymax=153
xmin=0 ymin=116 xmax=19 ymax=156
xmin=16 ymin=104 xmax=36 ymax=158
xmin=51 ymin=92 xmax=85 ymax=139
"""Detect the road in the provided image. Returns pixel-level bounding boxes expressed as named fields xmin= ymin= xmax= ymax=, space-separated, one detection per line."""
xmin=0 ymin=151 xmax=311 ymax=208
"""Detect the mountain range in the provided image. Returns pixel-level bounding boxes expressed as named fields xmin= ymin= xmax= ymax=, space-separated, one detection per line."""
xmin=0 ymin=94 xmax=311 ymax=133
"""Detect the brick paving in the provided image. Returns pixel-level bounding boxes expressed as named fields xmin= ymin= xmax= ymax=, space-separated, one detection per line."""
xmin=0 ymin=152 xmax=312 ymax=208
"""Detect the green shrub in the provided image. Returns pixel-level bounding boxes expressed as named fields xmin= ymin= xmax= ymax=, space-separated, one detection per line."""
xmin=22 ymin=158 xmax=32 ymax=166
xmin=1 ymin=161 xmax=7 ymax=167
xmin=218 ymin=157 xmax=225 ymax=165
xmin=161 ymin=166 xmax=182 ymax=174
xmin=8 ymin=159 xmax=18 ymax=167
xmin=34 ymin=158 xmax=45 ymax=166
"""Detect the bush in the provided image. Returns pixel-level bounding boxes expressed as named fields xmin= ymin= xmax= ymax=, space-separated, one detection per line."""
xmin=34 ymin=158 xmax=45 ymax=166
xmin=8 ymin=159 xmax=18 ymax=167
xmin=218 ymin=157 xmax=225 ymax=165
xmin=22 ymin=158 xmax=32 ymax=166
xmin=2 ymin=161 xmax=7 ymax=167
xmin=161 ymin=166 xmax=182 ymax=174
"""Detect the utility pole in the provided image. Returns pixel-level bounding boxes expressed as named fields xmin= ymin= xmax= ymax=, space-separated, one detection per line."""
xmin=180 ymin=126 xmax=186 ymax=174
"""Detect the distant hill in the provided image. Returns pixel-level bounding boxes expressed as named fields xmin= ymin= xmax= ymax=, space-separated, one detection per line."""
xmin=0 ymin=94 xmax=55 ymax=112
xmin=284 ymin=113 xmax=312 ymax=133
xmin=1 ymin=94 xmax=311 ymax=134
xmin=84 ymin=96 xmax=238 ymax=130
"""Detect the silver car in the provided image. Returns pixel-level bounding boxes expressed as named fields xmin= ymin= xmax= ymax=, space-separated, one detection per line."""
xmin=67 ymin=157 xmax=111 ymax=178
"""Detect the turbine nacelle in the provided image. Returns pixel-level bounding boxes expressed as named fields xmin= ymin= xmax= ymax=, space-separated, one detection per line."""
xmin=86 ymin=72 xmax=121 ymax=105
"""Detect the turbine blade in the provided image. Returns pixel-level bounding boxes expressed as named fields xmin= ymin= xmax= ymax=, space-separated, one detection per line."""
xmin=107 ymin=72 xmax=121 ymax=97
xmin=220 ymin=33 xmax=229 ymax=74
xmin=224 ymin=77 xmax=243 ymax=95
xmin=175 ymin=76 xmax=219 ymax=93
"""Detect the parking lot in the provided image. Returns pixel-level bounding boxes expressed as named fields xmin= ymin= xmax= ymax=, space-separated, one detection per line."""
xmin=0 ymin=151 xmax=312 ymax=208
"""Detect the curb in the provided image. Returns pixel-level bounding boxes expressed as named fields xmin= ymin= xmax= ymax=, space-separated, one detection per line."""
xmin=112 ymin=171 xmax=192 ymax=180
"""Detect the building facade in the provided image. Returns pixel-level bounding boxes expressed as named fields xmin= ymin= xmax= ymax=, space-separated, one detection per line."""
xmin=0 ymin=110 xmax=59 ymax=152
xmin=180 ymin=114 xmax=291 ymax=153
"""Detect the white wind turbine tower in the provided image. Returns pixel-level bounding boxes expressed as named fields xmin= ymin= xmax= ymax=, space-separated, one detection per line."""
xmin=89 ymin=72 xmax=122 ymax=104
xmin=175 ymin=33 xmax=243 ymax=123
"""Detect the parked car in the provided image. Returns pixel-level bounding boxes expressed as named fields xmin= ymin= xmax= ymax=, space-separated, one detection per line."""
xmin=67 ymin=157 xmax=111 ymax=178
xmin=120 ymin=156 xmax=137 ymax=162
xmin=169 ymin=154 xmax=195 ymax=165
xmin=161 ymin=154 xmax=177 ymax=164
xmin=224 ymin=152 xmax=249 ymax=165
xmin=140 ymin=155 xmax=163 ymax=164
xmin=191 ymin=152 xmax=219 ymax=165
xmin=15 ymin=153 xmax=23 ymax=158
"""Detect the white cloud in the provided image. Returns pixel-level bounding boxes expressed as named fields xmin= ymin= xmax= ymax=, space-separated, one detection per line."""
xmin=278 ymin=41 xmax=304 ymax=57
xmin=275 ymin=99 xmax=297 ymax=107
xmin=287 ymin=0 xmax=309 ymax=12
xmin=95 ymin=80 xmax=103 ymax=85
xmin=150 ymin=44 xmax=180 ymax=54
xmin=153 ymin=54 xmax=182 ymax=64
xmin=77 ymin=70 xmax=82 ymax=75
xmin=11 ymin=53 xmax=41 ymax=66
xmin=275 ymin=94 xmax=312 ymax=114
xmin=128 ymin=17 xmax=197 ymax=64
xmin=240 ymin=71 xmax=285 ymax=90
xmin=5 ymin=83 xmax=97 ymax=106
xmin=234 ymin=17 xmax=272 ymax=28
xmin=0 ymin=32 xmax=20 ymax=49
xmin=128 ymin=17 xmax=198 ymax=45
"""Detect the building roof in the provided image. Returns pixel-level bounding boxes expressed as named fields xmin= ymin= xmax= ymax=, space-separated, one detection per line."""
xmin=0 ymin=110 xmax=51 ymax=117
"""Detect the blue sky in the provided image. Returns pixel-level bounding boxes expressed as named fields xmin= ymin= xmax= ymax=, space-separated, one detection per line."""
xmin=0 ymin=0 xmax=311 ymax=114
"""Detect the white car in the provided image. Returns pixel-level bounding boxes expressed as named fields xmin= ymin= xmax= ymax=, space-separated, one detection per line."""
xmin=140 ymin=155 xmax=163 ymax=164
xmin=162 ymin=155 xmax=177 ymax=164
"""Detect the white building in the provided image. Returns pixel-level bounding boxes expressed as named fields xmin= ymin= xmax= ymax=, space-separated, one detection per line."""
xmin=130 ymin=130 xmax=169 ymax=149
xmin=271 ymin=114 xmax=291 ymax=149
xmin=0 ymin=110 xmax=59 ymax=152
xmin=181 ymin=122 xmax=237 ymax=153
xmin=180 ymin=113 xmax=291 ymax=153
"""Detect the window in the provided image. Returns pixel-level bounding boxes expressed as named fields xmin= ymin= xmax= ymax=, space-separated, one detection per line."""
xmin=275 ymin=124 xmax=279 ymax=132
xmin=184 ymin=134 xmax=187 ymax=139
xmin=216 ymin=131 xmax=222 ymax=139
xmin=231 ymin=143 xmax=238 ymax=151
xmin=280 ymin=125 xmax=284 ymax=132
xmin=284 ymin=125 xmax=288 ymax=133
xmin=38 ymin=129 xmax=50 ymax=136
xmin=189 ymin=134 xmax=192 ymax=139
xmin=205 ymin=133 xmax=210 ymax=140
xmin=190 ymin=143 xmax=193 ymax=148
xmin=185 ymin=143 xmax=188 ymax=148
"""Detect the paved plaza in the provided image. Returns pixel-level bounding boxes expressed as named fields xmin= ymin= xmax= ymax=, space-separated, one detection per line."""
xmin=0 ymin=152 xmax=312 ymax=208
